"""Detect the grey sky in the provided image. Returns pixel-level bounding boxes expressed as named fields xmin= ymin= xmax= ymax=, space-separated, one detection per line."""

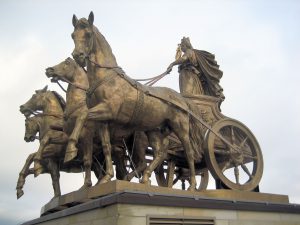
xmin=0 ymin=1 xmax=300 ymax=224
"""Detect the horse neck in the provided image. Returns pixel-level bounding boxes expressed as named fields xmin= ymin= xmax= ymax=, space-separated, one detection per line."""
xmin=29 ymin=117 xmax=42 ymax=135
xmin=33 ymin=116 xmax=48 ymax=139
xmin=43 ymin=92 xmax=64 ymax=116
xmin=66 ymin=68 xmax=88 ymax=109
xmin=87 ymin=29 xmax=118 ymax=80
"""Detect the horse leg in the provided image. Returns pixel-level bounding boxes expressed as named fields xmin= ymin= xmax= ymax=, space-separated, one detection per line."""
xmin=98 ymin=123 xmax=114 ymax=184
xmin=170 ymin=116 xmax=196 ymax=191
xmin=79 ymin=130 xmax=93 ymax=190
xmin=64 ymin=110 xmax=88 ymax=163
xmin=125 ymin=132 xmax=147 ymax=181
xmin=16 ymin=153 xmax=35 ymax=199
xmin=34 ymin=135 xmax=50 ymax=177
xmin=47 ymin=159 xmax=61 ymax=198
xmin=113 ymin=146 xmax=127 ymax=180
xmin=141 ymin=131 xmax=168 ymax=185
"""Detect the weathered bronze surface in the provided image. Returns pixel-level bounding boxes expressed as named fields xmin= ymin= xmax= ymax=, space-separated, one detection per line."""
xmin=17 ymin=11 xmax=265 ymax=210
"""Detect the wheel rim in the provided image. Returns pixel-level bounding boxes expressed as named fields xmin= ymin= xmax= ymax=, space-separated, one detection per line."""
xmin=205 ymin=118 xmax=263 ymax=191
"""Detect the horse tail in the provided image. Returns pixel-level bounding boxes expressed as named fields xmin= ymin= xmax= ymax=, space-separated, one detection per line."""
xmin=186 ymin=100 xmax=205 ymax=162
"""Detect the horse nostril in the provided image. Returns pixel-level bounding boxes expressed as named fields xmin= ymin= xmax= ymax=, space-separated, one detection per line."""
xmin=46 ymin=67 xmax=54 ymax=77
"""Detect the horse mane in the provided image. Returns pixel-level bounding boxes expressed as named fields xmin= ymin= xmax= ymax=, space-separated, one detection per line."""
xmin=51 ymin=91 xmax=66 ymax=111
xmin=92 ymin=25 xmax=118 ymax=64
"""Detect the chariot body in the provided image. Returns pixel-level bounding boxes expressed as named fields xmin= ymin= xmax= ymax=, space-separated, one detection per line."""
xmin=146 ymin=94 xmax=263 ymax=192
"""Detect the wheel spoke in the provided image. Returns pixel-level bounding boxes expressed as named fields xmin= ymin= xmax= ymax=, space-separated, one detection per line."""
xmin=234 ymin=166 xmax=240 ymax=184
xmin=231 ymin=126 xmax=236 ymax=144
xmin=214 ymin=149 xmax=230 ymax=155
xmin=239 ymin=136 xmax=248 ymax=148
xmin=243 ymin=152 xmax=257 ymax=160
xmin=241 ymin=164 xmax=253 ymax=179
xmin=221 ymin=161 xmax=231 ymax=172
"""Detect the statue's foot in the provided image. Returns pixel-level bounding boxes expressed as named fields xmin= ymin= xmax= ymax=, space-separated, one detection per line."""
xmin=34 ymin=161 xmax=43 ymax=177
xmin=16 ymin=189 xmax=24 ymax=199
xmin=99 ymin=175 xmax=112 ymax=184
xmin=64 ymin=144 xmax=78 ymax=163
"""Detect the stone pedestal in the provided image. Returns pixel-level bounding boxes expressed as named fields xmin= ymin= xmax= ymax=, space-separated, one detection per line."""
xmin=22 ymin=181 xmax=300 ymax=225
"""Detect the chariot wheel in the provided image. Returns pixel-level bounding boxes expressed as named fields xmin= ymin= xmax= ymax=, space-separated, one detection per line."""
xmin=155 ymin=160 xmax=209 ymax=191
xmin=204 ymin=118 xmax=263 ymax=191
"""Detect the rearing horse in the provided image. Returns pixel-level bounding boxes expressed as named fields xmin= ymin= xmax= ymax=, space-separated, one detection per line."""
xmin=69 ymin=12 xmax=203 ymax=190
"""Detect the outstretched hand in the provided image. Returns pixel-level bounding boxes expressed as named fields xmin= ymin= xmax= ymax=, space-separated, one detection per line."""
xmin=167 ymin=64 xmax=173 ymax=74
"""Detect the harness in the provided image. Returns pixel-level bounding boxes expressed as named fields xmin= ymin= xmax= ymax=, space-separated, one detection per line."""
xmin=55 ymin=58 xmax=238 ymax=151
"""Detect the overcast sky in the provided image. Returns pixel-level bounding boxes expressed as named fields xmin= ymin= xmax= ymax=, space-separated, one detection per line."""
xmin=1 ymin=1 xmax=300 ymax=224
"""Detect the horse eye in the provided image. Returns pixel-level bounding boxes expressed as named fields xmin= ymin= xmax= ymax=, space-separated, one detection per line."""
xmin=65 ymin=60 xmax=70 ymax=65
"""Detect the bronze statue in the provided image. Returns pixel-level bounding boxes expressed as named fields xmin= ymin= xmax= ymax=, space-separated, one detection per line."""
xmin=17 ymin=12 xmax=265 ymax=205
xmin=167 ymin=37 xmax=225 ymax=103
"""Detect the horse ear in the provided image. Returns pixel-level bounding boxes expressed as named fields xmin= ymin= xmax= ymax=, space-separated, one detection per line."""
xmin=88 ymin=11 xmax=94 ymax=26
xmin=72 ymin=14 xmax=78 ymax=27
xmin=42 ymin=85 xmax=48 ymax=92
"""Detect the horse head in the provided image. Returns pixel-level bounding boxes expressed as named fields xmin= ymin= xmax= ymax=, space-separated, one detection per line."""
xmin=46 ymin=57 xmax=78 ymax=83
xmin=71 ymin=11 xmax=117 ymax=68
xmin=20 ymin=86 xmax=48 ymax=117
xmin=71 ymin=11 xmax=94 ymax=67
xmin=24 ymin=117 xmax=40 ymax=142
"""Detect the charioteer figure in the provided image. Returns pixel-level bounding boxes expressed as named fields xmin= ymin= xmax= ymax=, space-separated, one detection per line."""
xmin=167 ymin=37 xmax=225 ymax=104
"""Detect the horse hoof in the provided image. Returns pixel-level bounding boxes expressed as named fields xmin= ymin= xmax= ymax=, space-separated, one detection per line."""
xmin=99 ymin=175 xmax=111 ymax=184
xmin=141 ymin=178 xmax=151 ymax=186
xmin=34 ymin=163 xmax=43 ymax=177
xmin=17 ymin=189 xmax=24 ymax=199
xmin=187 ymin=185 xmax=196 ymax=192
xmin=64 ymin=146 xmax=78 ymax=163
xmin=124 ymin=174 xmax=133 ymax=181
xmin=79 ymin=184 xmax=90 ymax=191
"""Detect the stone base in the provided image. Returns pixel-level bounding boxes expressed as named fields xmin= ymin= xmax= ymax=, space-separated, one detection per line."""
xmin=22 ymin=181 xmax=300 ymax=225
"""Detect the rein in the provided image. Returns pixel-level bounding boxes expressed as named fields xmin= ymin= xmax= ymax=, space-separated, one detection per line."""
xmin=86 ymin=56 xmax=170 ymax=87
xmin=53 ymin=76 xmax=88 ymax=92
xmin=35 ymin=113 xmax=64 ymax=119
xmin=24 ymin=108 xmax=63 ymax=119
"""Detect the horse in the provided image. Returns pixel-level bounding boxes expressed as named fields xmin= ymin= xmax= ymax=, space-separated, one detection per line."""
xmin=45 ymin=57 xmax=150 ymax=184
xmin=20 ymin=86 xmax=104 ymax=189
xmin=69 ymin=12 xmax=204 ymax=190
xmin=20 ymin=86 xmax=66 ymax=175
xmin=16 ymin=116 xmax=62 ymax=199
xmin=19 ymin=88 xmax=107 ymax=190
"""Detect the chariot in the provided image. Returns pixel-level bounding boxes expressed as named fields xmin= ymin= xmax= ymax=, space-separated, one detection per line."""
xmin=147 ymin=95 xmax=263 ymax=192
